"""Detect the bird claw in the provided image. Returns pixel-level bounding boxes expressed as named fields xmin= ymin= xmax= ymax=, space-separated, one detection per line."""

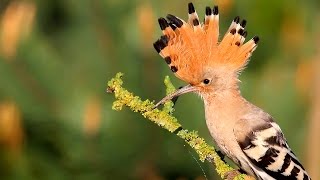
xmin=224 ymin=169 xmax=241 ymax=180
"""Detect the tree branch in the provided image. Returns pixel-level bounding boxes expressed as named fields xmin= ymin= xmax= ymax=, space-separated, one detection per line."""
xmin=107 ymin=72 xmax=253 ymax=180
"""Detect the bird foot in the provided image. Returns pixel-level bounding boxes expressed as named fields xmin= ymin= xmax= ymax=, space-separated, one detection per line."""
xmin=224 ymin=169 xmax=241 ymax=180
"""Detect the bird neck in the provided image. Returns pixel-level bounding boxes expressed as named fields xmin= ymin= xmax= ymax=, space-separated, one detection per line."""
xmin=202 ymin=87 xmax=249 ymax=121
xmin=204 ymin=88 xmax=242 ymax=104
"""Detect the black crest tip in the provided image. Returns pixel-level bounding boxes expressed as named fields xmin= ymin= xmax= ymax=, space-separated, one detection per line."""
xmin=238 ymin=28 xmax=244 ymax=35
xmin=240 ymin=19 xmax=247 ymax=28
xmin=233 ymin=16 xmax=240 ymax=23
xmin=188 ymin=2 xmax=195 ymax=14
xmin=153 ymin=42 xmax=161 ymax=53
xmin=213 ymin=6 xmax=219 ymax=15
xmin=205 ymin=6 xmax=212 ymax=16
xmin=169 ymin=23 xmax=177 ymax=30
xmin=166 ymin=14 xmax=183 ymax=28
xmin=253 ymin=36 xmax=260 ymax=44
xmin=158 ymin=17 xmax=169 ymax=30
xmin=153 ymin=35 xmax=169 ymax=53
xmin=160 ymin=35 xmax=169 ymax=45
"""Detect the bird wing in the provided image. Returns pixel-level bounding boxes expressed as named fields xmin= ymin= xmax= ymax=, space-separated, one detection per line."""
xmin=233 ymin=115 xmax=311 ymax=180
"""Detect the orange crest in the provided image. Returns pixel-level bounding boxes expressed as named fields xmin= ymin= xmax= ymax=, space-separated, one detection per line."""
xmin=154 ymin=3 xmax=259 ymax=84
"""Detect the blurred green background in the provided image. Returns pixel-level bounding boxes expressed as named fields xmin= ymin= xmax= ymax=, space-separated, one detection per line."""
xmin=0 ymin=0 xmax=319 ymax=179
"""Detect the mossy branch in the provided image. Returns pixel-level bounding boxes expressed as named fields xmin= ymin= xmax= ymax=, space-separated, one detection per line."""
xmin=107 ymin=72 xmax=253 ymax=180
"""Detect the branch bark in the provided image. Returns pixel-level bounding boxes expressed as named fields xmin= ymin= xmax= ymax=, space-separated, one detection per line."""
xmin=107 ymin=72 xmax=254 ymax=180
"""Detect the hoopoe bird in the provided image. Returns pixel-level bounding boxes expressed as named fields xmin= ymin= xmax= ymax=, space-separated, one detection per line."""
xmin=153 ymin=2 xmax=311 ymax=180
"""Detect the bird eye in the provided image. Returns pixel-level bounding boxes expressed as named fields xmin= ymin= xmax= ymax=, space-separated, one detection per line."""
xmin=203 ymin=79 xmax=210 ymax=84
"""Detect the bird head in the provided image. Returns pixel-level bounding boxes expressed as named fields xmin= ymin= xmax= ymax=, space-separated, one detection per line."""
xmin=154 ymin=2 xmax=259 ymax=107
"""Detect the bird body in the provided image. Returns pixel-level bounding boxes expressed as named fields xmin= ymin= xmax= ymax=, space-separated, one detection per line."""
xmin=153 ymin=2 xmax=311 ymax=179
xmin=203 ymin=90 xmax=249 ymax=166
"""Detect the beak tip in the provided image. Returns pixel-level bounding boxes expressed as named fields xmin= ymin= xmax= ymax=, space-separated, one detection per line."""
xmin=153 ymin=100 xmax=165 ymax=109
xmin=152 ymin=104 xmax=159 ymax=110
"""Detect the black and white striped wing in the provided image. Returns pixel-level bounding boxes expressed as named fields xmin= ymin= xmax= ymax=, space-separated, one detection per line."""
xmin=234 ymin=119 xmax=311 ymax=180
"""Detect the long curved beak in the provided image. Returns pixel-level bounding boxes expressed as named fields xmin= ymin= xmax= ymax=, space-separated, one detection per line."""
xmin=154 ymin=84 xmax=198 ymax=108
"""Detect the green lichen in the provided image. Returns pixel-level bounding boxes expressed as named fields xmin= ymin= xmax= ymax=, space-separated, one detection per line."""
xmin=162 ymin=76 xmax=176 ymax=114
xmin=107 ymin=72 xmax=252 ymax=180
xmin=107 ymin=73 xmax=180 ymax=132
